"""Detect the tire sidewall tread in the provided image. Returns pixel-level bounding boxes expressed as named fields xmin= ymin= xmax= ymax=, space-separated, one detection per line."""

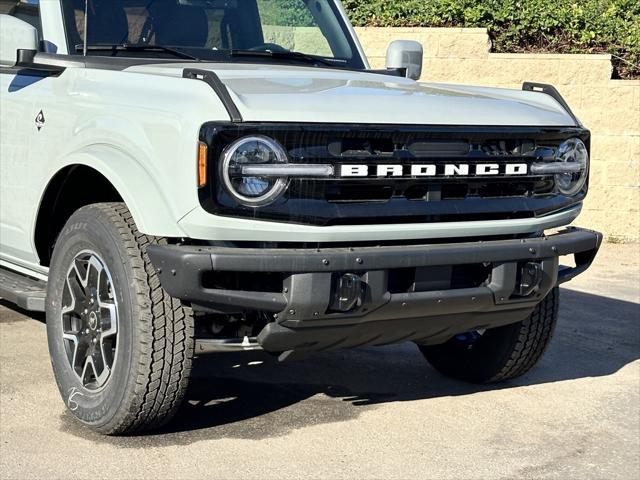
xmin=419 ymin=288 xmax=560 ymax=384
xmin=46 ymin=203 xmax=193 ymax=435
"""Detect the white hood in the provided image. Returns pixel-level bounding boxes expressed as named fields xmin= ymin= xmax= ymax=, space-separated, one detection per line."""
xmin=126 ymin=63 xmax=577 ymax=126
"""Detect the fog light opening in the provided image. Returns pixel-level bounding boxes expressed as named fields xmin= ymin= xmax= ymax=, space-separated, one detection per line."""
xmin=329 ymin=273 xmax=364 ymax=313
xmin=514 ymin=261 xmax=543 ymax=298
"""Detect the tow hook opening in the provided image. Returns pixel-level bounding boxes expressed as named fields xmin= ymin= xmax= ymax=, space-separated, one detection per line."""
xmin=514 ymin=261 xmax=543 ymax=297
xmin=328 ymin=273 xmax=364 ymax=313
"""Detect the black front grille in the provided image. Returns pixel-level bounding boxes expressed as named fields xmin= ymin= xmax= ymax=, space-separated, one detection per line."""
xmin=321 ymin=178 xmax=553 ymax=204
xmin=198 ymin=123 xmax=589 ymax=226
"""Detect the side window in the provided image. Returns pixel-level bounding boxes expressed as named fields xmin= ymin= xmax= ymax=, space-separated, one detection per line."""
xmin=68 ymin=2 xmax=225 ymax=51
xmin=1 ymin=0 xmax=42 ymax=40
xmin=256 ymin=0 xmax=332 ymax=56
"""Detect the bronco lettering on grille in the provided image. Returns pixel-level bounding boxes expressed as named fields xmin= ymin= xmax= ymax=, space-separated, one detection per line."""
xmin=339 ymin=163 xmax=529 ymax=178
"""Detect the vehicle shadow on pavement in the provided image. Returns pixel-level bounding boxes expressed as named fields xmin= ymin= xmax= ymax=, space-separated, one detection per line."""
xmin=0 ymin=300 xmax=45 ymax=323
xmin=54 ymin=287 xmax=639 ymax=446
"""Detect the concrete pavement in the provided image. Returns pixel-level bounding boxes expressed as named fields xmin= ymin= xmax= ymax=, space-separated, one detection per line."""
xmin=0 ymin=244 xmax=638 ymax=479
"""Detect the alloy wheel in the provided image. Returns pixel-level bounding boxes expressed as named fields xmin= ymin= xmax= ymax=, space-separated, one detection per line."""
xmin=61 ymin=251 xmax=118 ymax=390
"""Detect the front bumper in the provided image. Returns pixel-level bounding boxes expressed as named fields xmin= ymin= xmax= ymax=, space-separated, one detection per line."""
xmin=148 ymin=227 xmax=601 ymax=355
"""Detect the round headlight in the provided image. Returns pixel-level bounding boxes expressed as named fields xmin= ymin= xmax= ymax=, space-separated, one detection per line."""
xmin=221 ymin=136 xmax=289 ymax=206
xmin=554 ymin=138 xmax=589 ymax=196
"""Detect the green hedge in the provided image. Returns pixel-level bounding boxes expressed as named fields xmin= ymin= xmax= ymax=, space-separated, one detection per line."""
xmin=342 ymin=0 xmax=640 ymax=78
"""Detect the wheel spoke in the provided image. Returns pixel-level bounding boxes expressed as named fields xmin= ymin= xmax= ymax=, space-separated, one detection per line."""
xmin=74 ymin=338 xmax=91 ymax=374
xmin=81 ymin=356 xmax=98 ymax=386
xmin=62 ymin=275 xmax=86 ymax=316
xmin=85 ymin=257 xmax=101 ymax=300
xmin=62 ymin=333 xmax=79 ymax=371
xmin=98 ymin=262 xmax=117 ymax=338
xmin=95 ymin=364 xmax=111 ymax=387
xmin=99 ymin=302 xmax=117 ymax=338
xmin=73 ymin=257 xmax=90 ymax=289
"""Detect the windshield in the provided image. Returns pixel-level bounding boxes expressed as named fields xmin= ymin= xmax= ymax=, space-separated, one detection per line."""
xmin=60 ymin=0 xmax=365 ymax=69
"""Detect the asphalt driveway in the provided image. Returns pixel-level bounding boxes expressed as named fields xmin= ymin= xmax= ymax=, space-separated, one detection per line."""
xmin=1 ymin=243 xmax=638 ymax=479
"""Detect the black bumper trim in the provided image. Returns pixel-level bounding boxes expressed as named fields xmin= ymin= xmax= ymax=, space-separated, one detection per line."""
xmin=148 ymin=227 xmax=600 ymax=314
xmin=259 ymin=308 xmax=535 ymax=359
xmin=148 ymin=228 xmax=601 ymax=353
xmin=149 ymin=227 xmax=601 ymax=275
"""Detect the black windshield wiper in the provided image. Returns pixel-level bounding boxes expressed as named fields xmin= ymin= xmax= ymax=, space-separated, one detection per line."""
xmin=75 ymin=44 xmax=200 ymax=61
xmin=229 ymin=49 xmax=341 ymax=67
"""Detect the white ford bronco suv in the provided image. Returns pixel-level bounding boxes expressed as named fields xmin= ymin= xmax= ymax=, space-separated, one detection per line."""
xmin=0 ymin=0 xmax=601 ymax=435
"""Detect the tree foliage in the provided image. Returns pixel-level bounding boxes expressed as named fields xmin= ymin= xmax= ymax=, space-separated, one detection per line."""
xmin=343 ymin=0 xmax=640 ymax=78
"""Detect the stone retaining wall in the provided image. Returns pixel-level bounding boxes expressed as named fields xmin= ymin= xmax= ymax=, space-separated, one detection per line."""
xmin=356 ymin=27 xmax=640 ymax=241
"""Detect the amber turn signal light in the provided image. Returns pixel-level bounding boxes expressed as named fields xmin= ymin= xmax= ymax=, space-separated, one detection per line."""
xmin=197 ymin=142 xmax=208 ymax=188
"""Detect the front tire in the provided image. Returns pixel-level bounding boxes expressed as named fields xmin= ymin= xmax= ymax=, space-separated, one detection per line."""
xmin=46 ymin=203 xmax=194 ymax=434
xmin=419 ymin=288 xmax=559 ymax=383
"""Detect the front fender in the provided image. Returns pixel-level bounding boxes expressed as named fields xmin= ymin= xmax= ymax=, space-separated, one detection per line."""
xmin=43 ymin=145 xmax=187 ymax=238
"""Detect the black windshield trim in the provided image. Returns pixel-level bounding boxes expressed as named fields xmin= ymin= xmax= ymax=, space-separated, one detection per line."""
xmin=229 ymin=49 xmax=345 ymax=68
xmin=68 ymin=45 xmax=360 ymax=71
xmin=74 ymin=43 xmax=201 ymax=61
